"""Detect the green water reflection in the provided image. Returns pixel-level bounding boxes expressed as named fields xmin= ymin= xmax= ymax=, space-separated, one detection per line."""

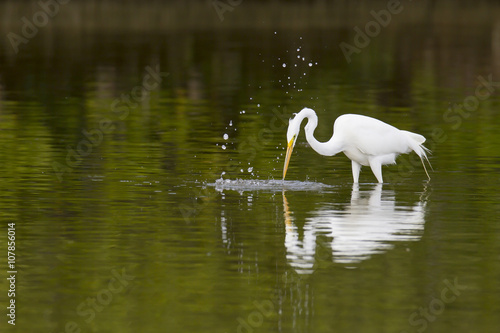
xmin=1 ymin=1 xmax=500 ymax=332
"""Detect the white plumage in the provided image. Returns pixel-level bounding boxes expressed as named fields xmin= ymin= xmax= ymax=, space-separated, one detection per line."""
xmin=283 ymin=108 xmax=431 ymax=183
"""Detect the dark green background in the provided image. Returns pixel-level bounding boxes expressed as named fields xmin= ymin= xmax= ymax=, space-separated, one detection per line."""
xmin=0 ymin=1 xmax=499 ymax=332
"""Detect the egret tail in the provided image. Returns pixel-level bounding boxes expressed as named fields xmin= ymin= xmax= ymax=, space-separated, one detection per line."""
xmin=401 ymin=130 xmax=432 ymax=181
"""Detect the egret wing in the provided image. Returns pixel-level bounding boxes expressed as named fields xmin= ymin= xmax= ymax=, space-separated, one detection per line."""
xmin=335 ymin=114 xmax=410 ymax=156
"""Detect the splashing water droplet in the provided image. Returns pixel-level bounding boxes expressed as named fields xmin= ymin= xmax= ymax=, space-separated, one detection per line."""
xmin=222 ymin=145 xmax=227 ymax=150
xmin=282 ymin=63 xmax=286 ymax=68
xmin=248 ymin=167 xmax=253 ymax=173
xmin=223 ymin=133 xmax=229 ymax=140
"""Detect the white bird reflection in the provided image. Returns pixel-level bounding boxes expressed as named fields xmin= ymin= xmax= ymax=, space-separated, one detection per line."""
xmin=283 ymin=184 xmax=427 ymax=273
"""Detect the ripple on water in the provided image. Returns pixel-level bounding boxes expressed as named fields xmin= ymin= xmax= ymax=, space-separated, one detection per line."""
xmin=207 ymin=178 xmax=336 ymax=192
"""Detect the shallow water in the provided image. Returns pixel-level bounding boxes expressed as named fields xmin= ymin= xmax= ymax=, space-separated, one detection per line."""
xmin=210 ymin=178 xmax=336 ymax=192
xmin=1 ymin=1 xmax=500 ymax=332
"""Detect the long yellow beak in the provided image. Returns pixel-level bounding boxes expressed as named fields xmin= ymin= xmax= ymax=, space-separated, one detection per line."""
xmin=283 ymin=139 xmax=294 ymax=179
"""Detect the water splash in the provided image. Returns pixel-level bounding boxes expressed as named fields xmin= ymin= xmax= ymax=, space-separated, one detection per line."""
xmin=208 ymin=178 xmax=335 ymax=192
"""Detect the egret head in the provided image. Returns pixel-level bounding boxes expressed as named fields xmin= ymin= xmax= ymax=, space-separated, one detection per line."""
xmin=283 ymin=113 xmax=301 ymax=179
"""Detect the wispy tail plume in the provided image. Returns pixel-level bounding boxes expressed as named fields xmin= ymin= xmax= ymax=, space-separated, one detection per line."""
xmin=402 ymin=130 xmax=432 ymax=181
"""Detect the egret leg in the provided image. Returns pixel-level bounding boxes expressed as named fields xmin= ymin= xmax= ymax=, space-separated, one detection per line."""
xmin=351 ymin=160 xmax=361 ymax=183
xmin=368 ymin=159 xmax=383 ymax=183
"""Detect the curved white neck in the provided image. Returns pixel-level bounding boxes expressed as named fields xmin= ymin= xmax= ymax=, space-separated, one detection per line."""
xmin=298 ymin=108 xmax=343 ymax=156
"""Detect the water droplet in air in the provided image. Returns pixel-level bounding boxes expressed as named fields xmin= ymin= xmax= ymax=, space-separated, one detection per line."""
xmin=282 ymin=63 xmax=286 ymax=68
xmin=223 ymin=134 xmax=229 ymax=140
xmin=248 ymin=167 xmax=253 ymax=172
xmin=222 ymin=145 xmax=226 ymax=150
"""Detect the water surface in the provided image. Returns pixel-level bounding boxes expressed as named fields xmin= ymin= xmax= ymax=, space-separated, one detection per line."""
xmin=1 ymin=1 xmax=500 ymax=332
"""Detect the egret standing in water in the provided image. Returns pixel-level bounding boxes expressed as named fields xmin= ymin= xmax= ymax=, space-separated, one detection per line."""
xmin=283 ymin=108 xmax=431 ymax=183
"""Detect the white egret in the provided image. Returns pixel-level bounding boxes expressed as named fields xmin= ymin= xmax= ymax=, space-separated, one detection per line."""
xmin=283 ymin=108 xmax=431 ymax=183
